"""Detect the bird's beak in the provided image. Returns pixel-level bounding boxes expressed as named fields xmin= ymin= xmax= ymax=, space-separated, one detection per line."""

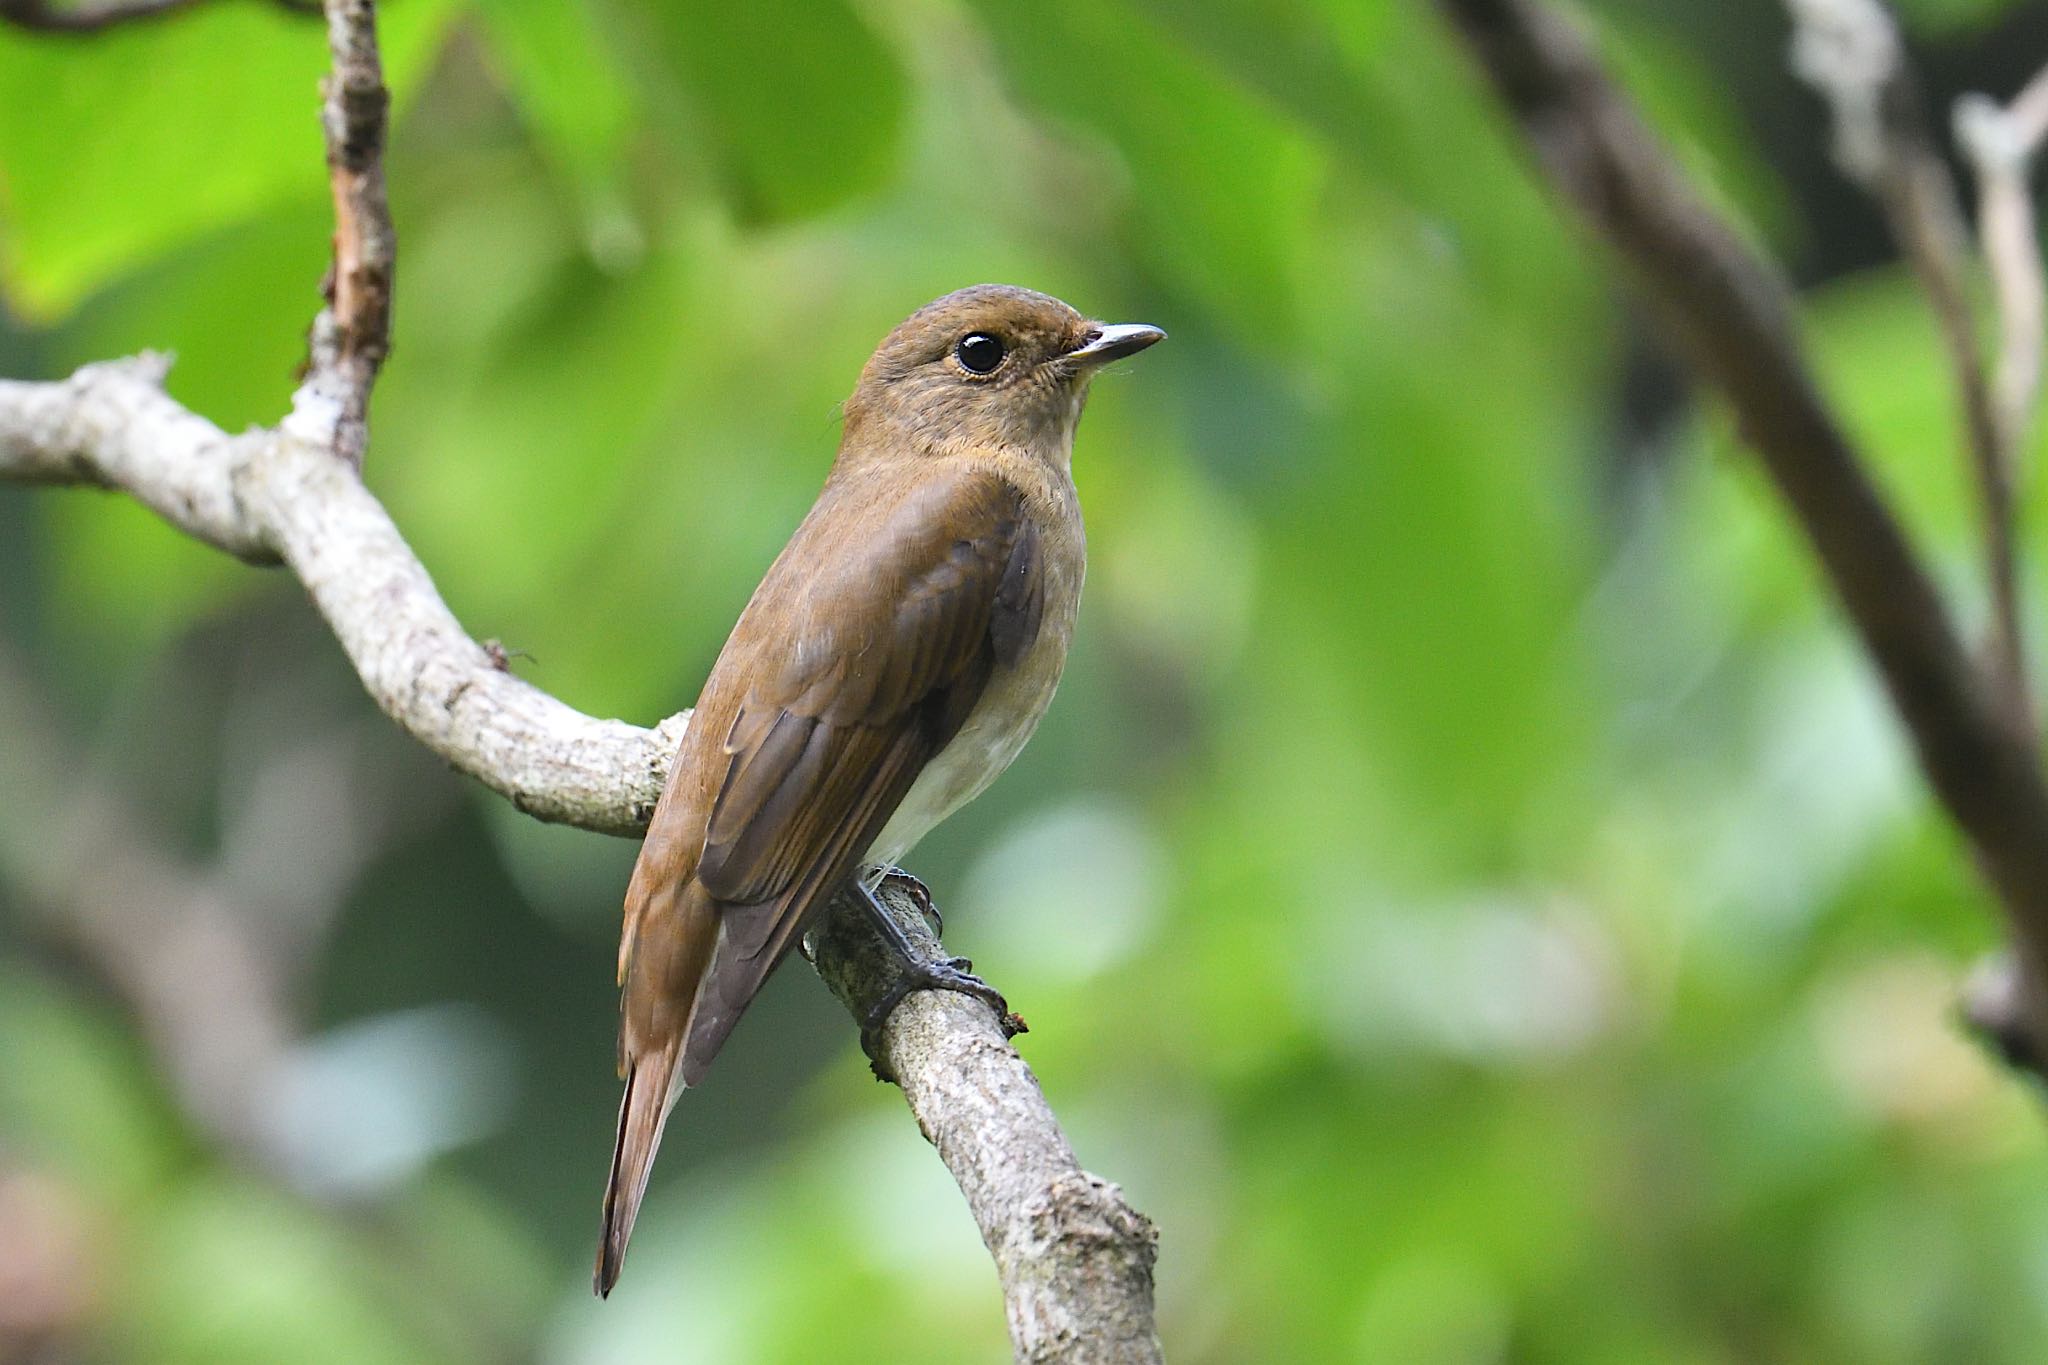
xmin=1066 ymin=322 xmax=1167 ymax=367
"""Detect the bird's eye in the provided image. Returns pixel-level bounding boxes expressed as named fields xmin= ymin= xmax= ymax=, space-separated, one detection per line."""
xmin=955 ymin=332 xmax=1006 ymax=374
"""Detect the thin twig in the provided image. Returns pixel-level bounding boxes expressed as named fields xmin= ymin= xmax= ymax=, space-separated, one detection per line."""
xmin=1956 ymin=59 xmax=2048 ymax=532
xmin=1956 ymin=97 xmax=2044 ymax=465
xmin=0 ymin=0 xmax=195 ymax=30
xmin=0 ymin=0 xmax=314 ymax=31
xmin=1787 ymin=0 xmax=2029 ymax=728
xmin=300 ymin=0 xmax=395 ymax=468
xmin=1951 ymin=61 xmax=2048 ymax=1055
xmin=1435 ymin=0 xmax=2048 ymax=1067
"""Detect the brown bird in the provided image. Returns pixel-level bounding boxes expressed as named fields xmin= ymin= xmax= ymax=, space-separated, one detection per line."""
xmin=596 ymin=284 xmax=1164 ymax=1294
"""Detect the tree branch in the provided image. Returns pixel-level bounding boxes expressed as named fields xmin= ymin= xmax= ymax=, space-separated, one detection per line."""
xmin=0 ymin=0 xmax=197 ymax=31
xmin=0 ymin=355 xmax=684 ymax=832
xmin=1958 ymin=92 xmax=2045 ymax=480
xmin=1787 ymin=0 xmax=2028 ymax=725
xmin=1434 ymin=0 xmax=2048 ymax=1067
xmin=810 ymin=884 xmax=1163 ymax=1365
xmin=0 ymin=0 xmax=315 ymax=34
xmin=308 ymin=0 xmax=393 ymax=468
xmin=1956 ymin=59 xmax=2048 ymax=542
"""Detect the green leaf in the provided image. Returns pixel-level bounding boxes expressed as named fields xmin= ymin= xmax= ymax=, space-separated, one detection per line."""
xmin=1800 ymin=267 xmax=1977 ymax=549
xmin=472 ymin=0 xmax=640 ymax=239
xmin=0 ymin=0 xmax=456 ymax=318
xmin=1891 ymin=0 xmax=2032 ymax=33
xmin=119 ymin=1176 xmax=447 ymax=1365
xmin=32 ymin=203 xmax=336 ymax=667
xmin=646 ymin=0 xmax=907 ymax=224
xmin=0 ymin=962 xmax=178 ymax=1201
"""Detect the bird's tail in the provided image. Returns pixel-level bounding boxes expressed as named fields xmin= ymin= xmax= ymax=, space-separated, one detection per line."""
xmin=595 ymin=1040 xmax=682 ymax=1297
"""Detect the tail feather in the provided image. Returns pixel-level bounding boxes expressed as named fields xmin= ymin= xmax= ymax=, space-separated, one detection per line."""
xmin=595 ymin=1045 xmax=682 ymax=1296
xmin=597 ymin=882 xmax=718 ymax=1296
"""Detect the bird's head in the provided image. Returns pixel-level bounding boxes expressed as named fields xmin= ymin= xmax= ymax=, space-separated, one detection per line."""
xmin=843 ymin=284 xmax=1164 ymax=462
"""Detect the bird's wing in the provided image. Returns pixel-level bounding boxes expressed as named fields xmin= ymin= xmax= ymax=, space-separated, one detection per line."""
xmin=678 ymin=465 xmax=1044 ymax=1076
xmin=600 ymin=465 xmax=1044 ymax=1293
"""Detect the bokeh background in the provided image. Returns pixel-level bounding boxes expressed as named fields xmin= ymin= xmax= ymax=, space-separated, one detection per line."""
xmin=9 ymin=0 xmax=2048 ymax=1360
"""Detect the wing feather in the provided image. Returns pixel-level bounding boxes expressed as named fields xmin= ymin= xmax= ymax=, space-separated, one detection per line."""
xmin=677 ymin=467 xmax=1043 ymax=1077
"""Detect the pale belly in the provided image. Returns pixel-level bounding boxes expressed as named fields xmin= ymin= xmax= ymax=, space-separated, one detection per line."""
xmin=864 ymin=627 xmax=1068 ymax=872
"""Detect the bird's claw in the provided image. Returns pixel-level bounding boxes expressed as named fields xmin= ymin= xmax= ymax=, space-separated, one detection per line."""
xmin=876 ymin=865 xmax=943 ymax=937
xmin=860 ymin=954 xmax=1025 ymax=1083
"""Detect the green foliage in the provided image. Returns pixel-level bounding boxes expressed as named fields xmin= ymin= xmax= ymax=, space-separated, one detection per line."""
xmin=473 ymin=0 xmax=636 ymax=205
xmin=649 ymin=0 xmax=907 ymax=225
xmin=6 ymin=1 xmax=2048 ymax=1362
xmin=1893 ymin=0 xmax=2037 ymax=33
xmin=0 ymin=0 xmax=457 ymax=316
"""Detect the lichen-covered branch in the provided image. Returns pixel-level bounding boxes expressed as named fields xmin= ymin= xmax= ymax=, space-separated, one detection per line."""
xmin=0 ymin=356 xmax=685 ymax=832
xmin=1434 ymin=0 xmax=2048 ymax=1069
xmin=809 ymin=882 xmax=1163 ymax=1365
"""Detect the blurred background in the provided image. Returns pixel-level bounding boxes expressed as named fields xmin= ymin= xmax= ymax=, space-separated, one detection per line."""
xmin=8 ymin=0 xmax=2048 ymax=1359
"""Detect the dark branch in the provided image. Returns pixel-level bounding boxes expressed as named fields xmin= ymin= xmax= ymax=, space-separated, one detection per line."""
xmin=1435 ymin=0 xmax=2048 ymax=1067
xmin=0 ymin=0 xmax=313 ymax=32
xmin=0 ymin=0 xmax=195 ymax=30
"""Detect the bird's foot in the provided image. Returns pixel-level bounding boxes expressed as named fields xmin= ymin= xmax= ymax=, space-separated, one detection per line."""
xmin=860 ymin=954 xmax=1026 ymax=1082
xmin=874 ymin=864 xmax=943 ymax=937
xmin=850 ymin=872 xmax=1024 ymax=1081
